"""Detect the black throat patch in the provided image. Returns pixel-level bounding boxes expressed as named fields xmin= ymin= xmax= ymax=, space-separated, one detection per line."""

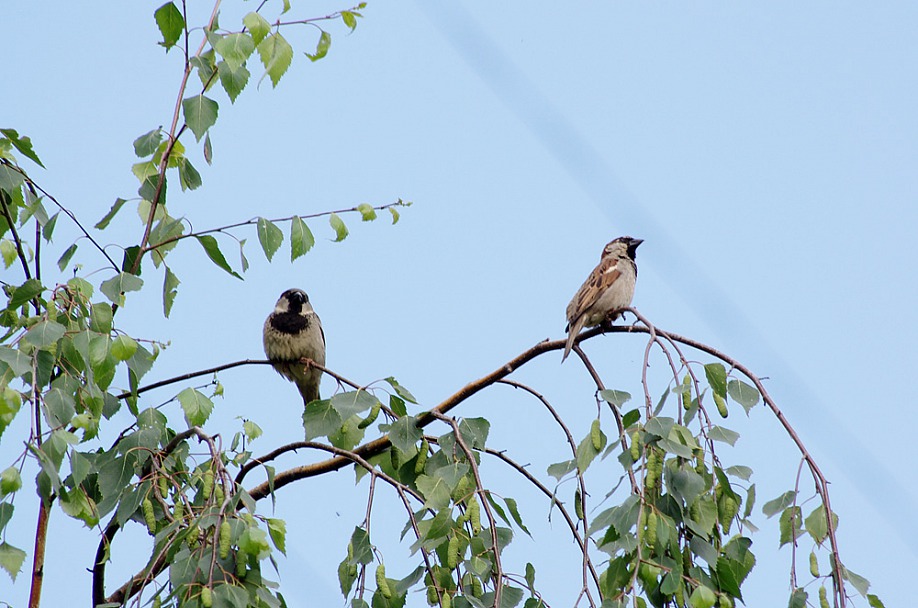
xmin=270 ymin=311 xmax=310 ymax=335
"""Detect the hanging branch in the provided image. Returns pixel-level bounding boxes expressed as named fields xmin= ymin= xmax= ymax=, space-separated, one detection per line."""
xmin=104 ymin=314 xmax=850 ymax=607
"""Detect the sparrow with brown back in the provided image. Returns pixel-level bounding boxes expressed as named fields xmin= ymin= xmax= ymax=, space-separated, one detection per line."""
xmin=563 ymin=236 xmax=643 ymax=361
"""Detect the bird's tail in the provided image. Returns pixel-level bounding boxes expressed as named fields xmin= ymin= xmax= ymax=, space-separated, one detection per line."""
xmin=562 ymin=317 xmax=586 ymax=362
xmin=299 ymin=385 xmax=320 ymax=407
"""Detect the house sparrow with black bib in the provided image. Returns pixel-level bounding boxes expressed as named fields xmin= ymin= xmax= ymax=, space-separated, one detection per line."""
xmin=263 ymin=288 xmax=326 ymax=405
xmin=562 ymin=236 xmax=643 ymax=362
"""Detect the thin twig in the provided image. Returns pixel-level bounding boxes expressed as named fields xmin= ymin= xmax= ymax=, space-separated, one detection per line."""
xmin=496 ymin=379 xmax=597 ymax=606
xmin=114 ymin=359 xmax=269 ymax=401
xmin=142 ymin=200 xmax=409 ymax=256
xmin=432 ymin=412 xmax=503 ymax=607
xmin=482 ymin=447 xmax=600 ymax=596
xmin=573 ymin=343 xmax=641 ymax=495
xmin=0 ymin=188 xmax=32 ymax=281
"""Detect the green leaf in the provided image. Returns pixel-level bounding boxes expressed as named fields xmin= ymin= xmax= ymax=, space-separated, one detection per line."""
xmin=132 ymin=160 xmax=158 ymax=184
xmin=0 ymin=467 xmax=21 ymax=497
xmin=163 ymin=265 xmax=180 ymax=317
xmin=0 ymin=503 xmax=12 ymax=534
xmin=203 ymin=132 xmax=213 ymax=164
xmin=388 ymin=206 xmax=400 ymax=224
xmin=658 ymin=424 xmax=696 ymax=458
xmin=458 ymin=417 xmax=490 ymax=449
xmin=302 ymin=399 xmax=343 ymax=441
xmin=667 ymin=464 xmax=705 ymax=507
xmin=727 ymin=378 xmax=760 ymax=412
xmin=329 ymin=212 xmax=348 ymax=242
xmin=42 ymin=211 xmax=59 ymax=241
xmin=330 ymin=390 xmax=379 ymax=419
xmin=137 ymin=173 xmax=166 ymax=207
xmin=356 ymin=203 xmax=377 ymax=221
xmin=525 ymin=562 xmax=536 ymax=590
xmin=788 ymin=588 xmax=807 ymax=608
xmin=0 ymin=348 xmax=31 ymax=378
xmin=725 ymin=465 xmax=753 ymax=481
xmin=762 ymin=490 xmax=797 ymax=517
xmin=341 ymin=11 xmax=358 ymax=31
xmin=9 ymin=278 xmax=43 ymax=309
xmin=723 ymin=535 xmax=756 ymax=582
xmin=804 ymin=504 xmax=838 ymax=546
xmin=416 ymin=474 xmax=451 ymax=510
xmin=779 ymin=506 xmax=802 ymax=546
xmin=154 ymin=2 xmax=184 ymax=49
xmin=182 ymin=94 xmax=219 ymax=141
xmin=388 ymin=416 xmax=422 ymax=453
xmin=24 ymin=195 xmax=49 ymax=227
xmin=45 ymin=388 xmax=76 ymax=427
xmin=56 ymin=244 xmax=78 ymax=271
xmin=267 ymin=517 xmax=287 ymax=555
xmin=22 ymin=320 xmax=65 ymax=348
xmin=482 ymin=585 xmax=523 ymax=608
xmin=547 ymin=459 xmax=575 ymax=481
xmin=708 ymin=425 xmax=739 ymax=446
xmin=867 ymin=594 xmax=885 ymax=608
xmin=503 ymin=497 xmax=530 ymax=536
xmin=347 ymin=526 xmax=373 ymax=565
xmin=0 ymin=541 xmax=26 ymax=582
xmin=214 ymin=32 xmax=255 ymax=70
xmin=99 ymin=272 xmax=143 ymax=305
xmin=0 ymin=164 xmax=25 ymax=193
xmin=689 ymin=585 xmax=717 ymax=608
xmin=703 ymin=363 xmax=727 ymax=398
xmin=290 ymin=216 xmax=314 ymax=261
xmin=0 ymin=128 xmax=44 ymax=168
xmin=609 ymin=494 xmax=641 ymax=536
xmin=59 ymin=486 xmax=99 ymax=526
xmin=1 ymin=240 xmax=16 ymax=268
xmin=620 ymin=408 xmax=641 ymax=429
xmin=644 ymin=416 xmax=674 ymax=439
xmin=599 ymin=389 xmax=631 ymax=407
xmin=256 ymin=217 xmax=284 ymax=261
xmin=239 ymin=525 xmax=271 ymax=559
xmin=177 ymin=387 xmax=214 ymax=427
xmin=213 ymin=584 xmax=248 ymax=608
xmin=388 ymin=394 xmax=407 ymax=417
xmin=238 ymin=239 xmax=249 ymax=272
xmin=243 ymin=12 xmax=271 ymax=46
xmin=576 ymin=430 xmax=602 ymax=473
xmin=90 ymin=302 xmax=113 ymax=333
xmin=385 ymin=377 xmax=417 ymax=404
xmin=95 ymin=198 xmax=128 ymax=230
xmin=744 ymin=483 xmax=757 ymax=518
xmin=133 ymin=129 xmax=163 ymax=157
xmin=257 ymin=32 xmax=293 ymax=87
xmin=178 ymin=158 xmax=202 ymax=190
xmin=305 ymin=30 xmax=331 ymax=62
xmin=244 ymin=420 xmax=262 ymax=440
xmin=111 ymin=335 xmax=138 ymax=361
xmin=330 ymin=415 xmax=368 ymax=452
xmin=195 ymin=235 xmax=241 ymax=279
xmin=599 ymin=557 xmax=632 ymax=600
xmin=218 ymin=61 xmax=250 ymax=103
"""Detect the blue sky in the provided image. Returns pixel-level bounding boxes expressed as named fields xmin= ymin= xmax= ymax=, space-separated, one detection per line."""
xmin=3 ymin=1 xmax=917 ymax=606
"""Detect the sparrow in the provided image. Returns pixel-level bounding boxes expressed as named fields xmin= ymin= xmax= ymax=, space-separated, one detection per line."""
xmin=562 ymin=236 xmax=643 ymax=362
xmin=263 ymin=288 xmax=326 ymax=405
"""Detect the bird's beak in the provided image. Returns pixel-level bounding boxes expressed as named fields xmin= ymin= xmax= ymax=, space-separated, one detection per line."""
xmin=630 ymin=238 xmax=644 ymax=248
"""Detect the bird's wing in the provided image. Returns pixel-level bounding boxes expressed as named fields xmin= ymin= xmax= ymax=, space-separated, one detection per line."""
xmin=566 ymin=257 xmax=622 ymax=325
